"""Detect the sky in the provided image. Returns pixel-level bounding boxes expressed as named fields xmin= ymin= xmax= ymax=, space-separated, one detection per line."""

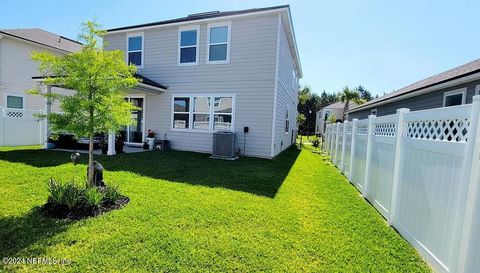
xmin=1 ymin=0 xmax=479 ymax=96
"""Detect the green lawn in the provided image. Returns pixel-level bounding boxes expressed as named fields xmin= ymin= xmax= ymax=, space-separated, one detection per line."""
xmin=0 ymin=146 xmax=430 ymax=272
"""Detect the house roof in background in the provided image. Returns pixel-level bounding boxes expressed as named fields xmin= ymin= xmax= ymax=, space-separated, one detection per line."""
xmin=349 ymin=58 xmax=480 ymax=112
xmin=0 ymin=28 xmax=82 ymax=53
xmin=321 ymin=101 xmax=357 ymax=111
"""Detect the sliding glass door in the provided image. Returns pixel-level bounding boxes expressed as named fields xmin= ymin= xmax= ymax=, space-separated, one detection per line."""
xmin=120 ymin=96 xmax=145 ymax=144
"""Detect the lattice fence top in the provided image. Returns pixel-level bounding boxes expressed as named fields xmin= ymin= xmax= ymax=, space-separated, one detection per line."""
xmin=356 ymin=125 xmax=368 ymax=135
xmin=5 ymin=111 xmax=24 ymax=118
xmin=2 ymin=108 xmax=40 ymax=119
xmin=402 ymin=119 xmax=470 ymax=143
xmin=374 ymin=123 xmax=396 ymax=137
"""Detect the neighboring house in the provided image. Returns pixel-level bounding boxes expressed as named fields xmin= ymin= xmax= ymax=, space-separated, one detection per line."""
xmin=315 ymin=101 xmax=356 ymax=135
xmin=348 ymin=59 xmax=480 ymax=119
xmin=103 ymin=5 xmax=302 ymax=158
xmin=0 ymin=28 xmax=82 ymax=112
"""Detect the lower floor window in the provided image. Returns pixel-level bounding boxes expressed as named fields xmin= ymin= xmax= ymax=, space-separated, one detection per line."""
xmin=6 ymin=95 xmax=24 ymax=109
xmin=172 ymin=95 xmax=234 ymax=131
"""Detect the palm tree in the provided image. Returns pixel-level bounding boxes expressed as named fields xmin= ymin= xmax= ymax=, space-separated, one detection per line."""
xmin=339 ymin=87 xmax=365 ymax=120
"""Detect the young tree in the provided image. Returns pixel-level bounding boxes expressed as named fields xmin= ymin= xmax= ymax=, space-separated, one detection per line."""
xmin=339 ymin=86 xmax=365 ymax=120
xmin=29 ymin=21 xmax=139 ymax=185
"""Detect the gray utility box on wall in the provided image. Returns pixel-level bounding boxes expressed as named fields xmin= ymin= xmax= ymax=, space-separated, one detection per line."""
xmin=211 ymin=131 xmax=238 ymax=160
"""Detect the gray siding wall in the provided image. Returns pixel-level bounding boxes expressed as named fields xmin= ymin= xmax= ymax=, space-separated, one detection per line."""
xmin=0 ymin=37 xmax=69 ymax=112
xmin=272 ymin=17 xmax=298 ymax=157
xmin=349 ymin=79 xmax=480 ymax=120
xmin=105 ymin=14 xmax=279 ymax=158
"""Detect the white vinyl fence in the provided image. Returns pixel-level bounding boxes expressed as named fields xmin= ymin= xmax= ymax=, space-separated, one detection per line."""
xmin=323 ymin=96 xmax=480 ymax=273
xmin=0 ymin=107 xmax=44 ymax=146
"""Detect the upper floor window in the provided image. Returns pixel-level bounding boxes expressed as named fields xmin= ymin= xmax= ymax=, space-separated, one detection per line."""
xmin=292 ymin=70 xmax=297 ymax=91
xmin=178 ymin=26 xmax=199 ymax=65
xmin=207 ymin=22 xmax=231 ymax=64
xmin=324 ymin=109 xmax=331 ymax=120
xmin=127 ymin=33 xmax=144 ymax=68
xmin=370 ymin=108 xmax=377 ymax=116
xmin=5 ymin=95 xmax=24 ymax=109
xmin=476 ymin=84 xmax=480 ymax=95
xmin=443 ymin=88 xmax=466 ymax=107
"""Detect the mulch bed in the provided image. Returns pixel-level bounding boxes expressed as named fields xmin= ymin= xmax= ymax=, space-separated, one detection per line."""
xmin=41 ymin=196 xmax=130 ymax=220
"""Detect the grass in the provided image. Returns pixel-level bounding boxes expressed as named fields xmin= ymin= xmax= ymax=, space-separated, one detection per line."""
xmin=0 ymin=145 xmax=430 ymax=272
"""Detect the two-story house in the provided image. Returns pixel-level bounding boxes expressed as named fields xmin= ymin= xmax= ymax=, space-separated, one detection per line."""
xmin=104 ymin=5 xmax=302 ymax=158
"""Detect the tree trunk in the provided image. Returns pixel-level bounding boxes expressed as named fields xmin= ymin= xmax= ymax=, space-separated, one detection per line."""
xmin=343 ymin=100 xmax=350 ymax=121
xmin=88 ymin=133 xmax=94 ymax=186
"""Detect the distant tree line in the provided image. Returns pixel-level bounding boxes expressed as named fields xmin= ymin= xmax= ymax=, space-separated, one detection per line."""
xmin=297 ymin=85 xmax=375 ymax=134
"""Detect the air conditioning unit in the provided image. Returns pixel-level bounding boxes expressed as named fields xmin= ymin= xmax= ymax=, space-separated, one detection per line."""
xmin=211 ymin=131 xmax=238 ymax=160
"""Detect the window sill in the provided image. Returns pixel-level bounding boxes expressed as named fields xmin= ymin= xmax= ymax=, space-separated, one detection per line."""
xmin=206 ymin=60 xmax=230 ymax=65
xmin=177 ymin=62 xmax=199 ymax=67
xmin=170 ymin=128 xmax=234 ymax=134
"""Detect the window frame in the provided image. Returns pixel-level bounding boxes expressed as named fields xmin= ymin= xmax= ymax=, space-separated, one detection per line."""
xmin=177 ymin=25 xmax=200 ymax=66
xmin=324 ymin=109 xmax=331 ymax=120
xmin=4 ymin=94 xmax=25 ymax=109
xmin=172 ymin=97 xmax=191 ymax=130
xmin=370 ymin=108 xmax=378 ymax=116
xmin=476 ymin=84 xmax=480 ymax=96
xmin=126 ymin=32 xmax=144 ymax=69
xmin=291 ymin=70 xmax=296 ymax=91
xmin=443 ymin=88 xmax=466 ymax=107
xmin=192 ymin=96 xmax=211 ymax=130
xmin=171 ymin=94 xmax=236 ymax=132
xmin=206 ymin=21 xmax=231 ymax=65
xmin=285 ymin=107 xmax=290 ymax=134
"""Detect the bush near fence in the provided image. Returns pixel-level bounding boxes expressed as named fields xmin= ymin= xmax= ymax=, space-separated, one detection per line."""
xmin=323 ymin=96 xmax=480 ymax=273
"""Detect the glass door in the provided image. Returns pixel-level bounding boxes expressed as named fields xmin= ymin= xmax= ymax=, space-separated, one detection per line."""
xmin=120 ymin=96 xmax=144 ymax=144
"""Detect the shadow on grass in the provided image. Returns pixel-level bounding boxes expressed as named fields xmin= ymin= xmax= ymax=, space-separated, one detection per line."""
xmin=0 ymin=207 xmax=72 ymax=259
xmin=0 ymin=147 xmax=301 ymax=198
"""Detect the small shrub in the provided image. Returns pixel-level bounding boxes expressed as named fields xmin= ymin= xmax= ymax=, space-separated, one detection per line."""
xmin=47 ymin=178 xmax=64 ymax=204
xmin=62 ymin=183 xmax=83 ymax=210
xmin=312 ymin=138 xmax=320 ymax=149
xmin=84 ymin=187 xmax=103 ymax=207
xmin=103 ymin=184 xmax=121 ymax=204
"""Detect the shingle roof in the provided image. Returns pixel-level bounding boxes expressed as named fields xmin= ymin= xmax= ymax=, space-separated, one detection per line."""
xmin=0 ymin=28 xmax=82 ymax=53
xmin=324 ymin=101 xmax=357 ymax=110
xmin=134 ymin=74 xmax=167 ymax=90
xmin=107 ymin=5 xmax=289 ymax=32
xmin=349 ymin=58 xmax=480 ymax=112
xmin=32 ymin=73 xmax=167 ymax=90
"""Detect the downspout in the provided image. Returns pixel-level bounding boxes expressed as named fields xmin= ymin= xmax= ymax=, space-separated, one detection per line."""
xmin=270 ymin=14 xmax=282 ymax=158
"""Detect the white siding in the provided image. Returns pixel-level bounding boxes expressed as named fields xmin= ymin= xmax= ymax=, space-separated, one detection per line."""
xmin=105 ymin=14 xmax=279 ymax=158
xmin=0 ymin=37 xmax=70 ymax=113
xmin=272 ymin=17 xmax=298 ymax=157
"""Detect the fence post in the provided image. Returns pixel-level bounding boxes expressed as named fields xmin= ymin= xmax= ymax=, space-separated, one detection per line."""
xmin=362 ymin=115 xmax=375 ymax=197
xmin=349 ymin=119 xmax=358 ymax=181
xmin=340 ymin=121 xmax=348 ymax=172
xmin=334 ymin=123 xmax=340 ymax=164
xmin=388 ymin=108 xmax=410 ymax=225
xmin=324 ymin=125 xmax=329 ymax=151
xmin=456 ymin=96 xmax=480 ymax=273
xmin=330 ymin=124 xmax=335 ymax=157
